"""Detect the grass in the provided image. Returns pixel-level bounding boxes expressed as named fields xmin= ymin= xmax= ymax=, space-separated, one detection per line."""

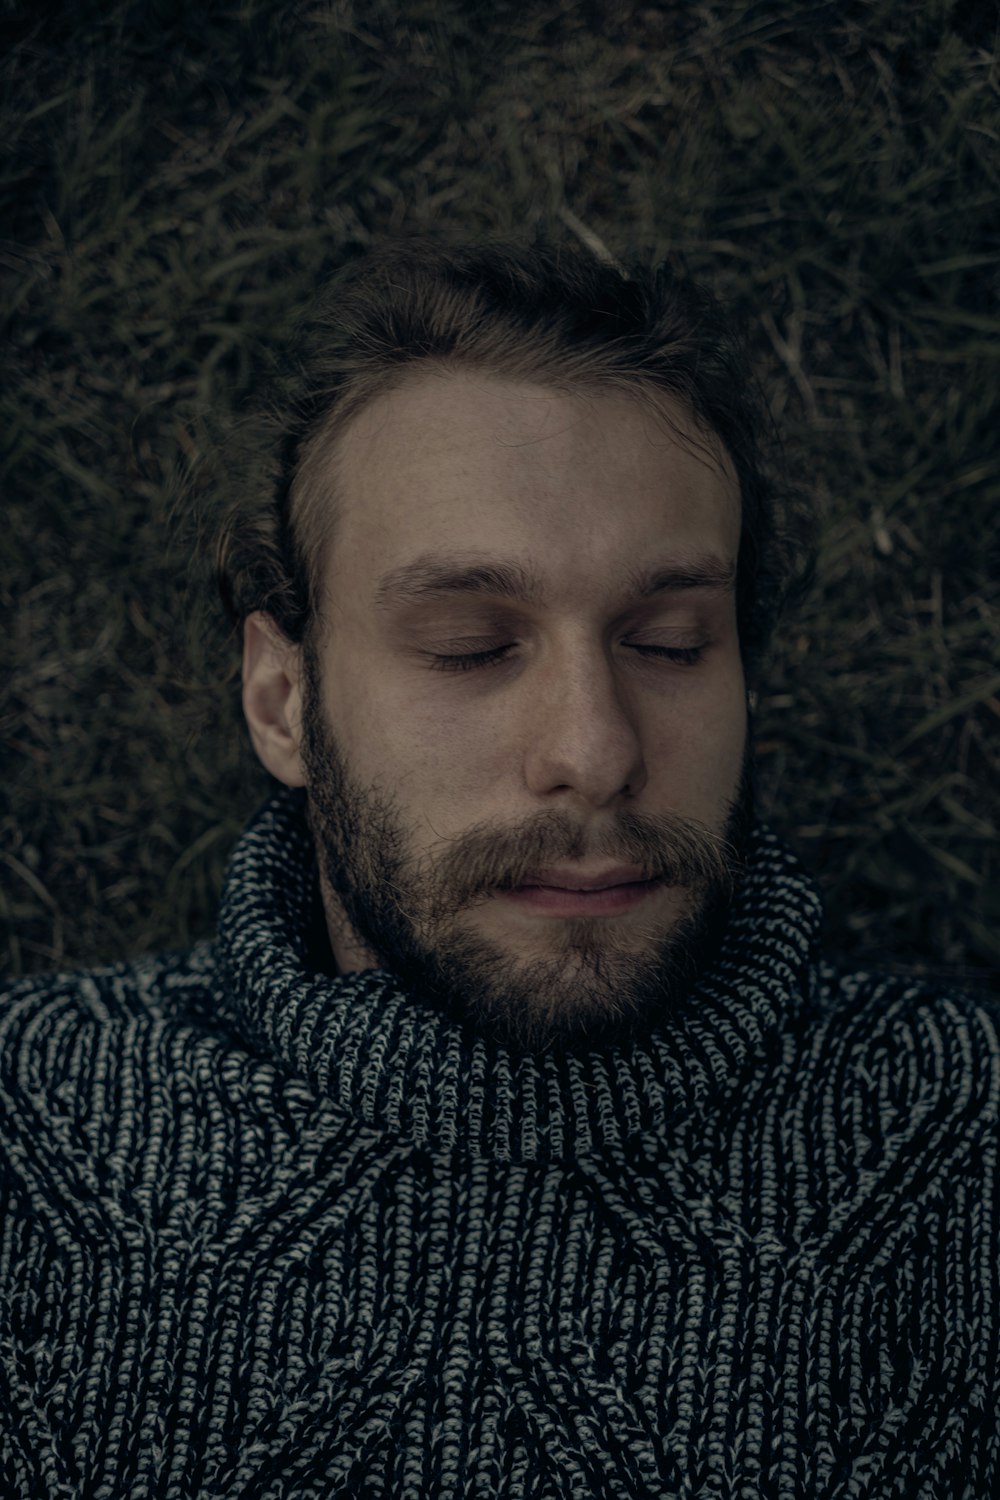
xmin=1 ymin=0 xmax=998 ymax=995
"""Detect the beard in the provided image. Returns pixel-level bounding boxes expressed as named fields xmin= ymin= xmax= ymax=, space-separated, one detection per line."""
xmin=299 ymin=640 xmax=758 ymax=1058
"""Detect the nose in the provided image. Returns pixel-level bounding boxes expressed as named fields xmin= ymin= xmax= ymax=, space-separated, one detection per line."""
xmin=520 ymin=641 xmax=648 ymax=807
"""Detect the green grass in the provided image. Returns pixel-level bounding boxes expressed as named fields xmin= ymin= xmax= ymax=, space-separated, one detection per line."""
xmin=2 ymin=0 xmax=998 ymax=994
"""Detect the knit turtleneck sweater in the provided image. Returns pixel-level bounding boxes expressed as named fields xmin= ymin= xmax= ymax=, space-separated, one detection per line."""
xmin=1 ymin=789 xmax=998 ymax=1499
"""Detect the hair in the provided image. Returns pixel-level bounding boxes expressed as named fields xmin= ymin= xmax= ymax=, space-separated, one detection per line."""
xmin=215 ymin=234 xmax=817 ymax=694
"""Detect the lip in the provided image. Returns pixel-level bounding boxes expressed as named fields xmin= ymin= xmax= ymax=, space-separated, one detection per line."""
xmin=498 ymin=875 xmax=662 ymax=917
xmin=517 ymin=864 xmax=651 ymax=892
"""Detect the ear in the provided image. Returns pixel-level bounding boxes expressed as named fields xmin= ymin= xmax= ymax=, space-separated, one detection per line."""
xmin=242 ymin=611 xmax=306 ymax=787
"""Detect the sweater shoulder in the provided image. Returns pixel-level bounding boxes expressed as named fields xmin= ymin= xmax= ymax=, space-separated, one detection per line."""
xmin=811 ymin=956 xmax=1000 ymax=1047
xmin=0 ymin=941 xmax=222 ymax=1057
xmin=806 ymin=958 xmax=1000 ymax=1129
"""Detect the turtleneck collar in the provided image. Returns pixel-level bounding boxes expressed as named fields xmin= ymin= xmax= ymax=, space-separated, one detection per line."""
xmin=216 ymin=787 xmax=824 ymax=1163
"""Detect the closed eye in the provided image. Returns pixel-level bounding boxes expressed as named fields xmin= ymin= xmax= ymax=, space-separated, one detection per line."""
xmin=426 ymin=643 xmax=706 ymax=673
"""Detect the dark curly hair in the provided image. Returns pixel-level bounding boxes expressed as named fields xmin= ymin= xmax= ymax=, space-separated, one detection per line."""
xmin=215 ymin=234 xmax=817 ymax=695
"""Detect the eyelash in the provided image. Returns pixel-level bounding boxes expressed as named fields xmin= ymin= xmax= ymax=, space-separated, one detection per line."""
xmin=428 ymin=644 xmax=706 ymax=673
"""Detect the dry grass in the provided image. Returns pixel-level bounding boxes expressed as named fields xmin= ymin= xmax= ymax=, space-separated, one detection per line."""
xmin=2 ymin=0 xmax=998 ymax=994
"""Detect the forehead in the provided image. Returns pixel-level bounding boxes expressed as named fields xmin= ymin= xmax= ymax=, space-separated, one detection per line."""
xmin=325 ymin=370 xmax=740 ymax=604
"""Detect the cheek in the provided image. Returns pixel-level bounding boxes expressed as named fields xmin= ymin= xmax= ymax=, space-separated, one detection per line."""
xmin=315 ymin=650 xmax=386 ymax=770
xmin=649 ymin=676 xmax=747 ymax=797
xmin=329 ymin=657 xmax=503 ymax=803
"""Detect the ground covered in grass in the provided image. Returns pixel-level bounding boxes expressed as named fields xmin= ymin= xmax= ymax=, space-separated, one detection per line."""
xmin=2 ymin=0 xmax=998 ymax=994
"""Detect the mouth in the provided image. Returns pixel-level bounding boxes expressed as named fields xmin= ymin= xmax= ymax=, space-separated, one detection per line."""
xmin=517 ymin=864 xmax=654 ymax=892
xmin=498 ymin=875 xmax=665 ymax=917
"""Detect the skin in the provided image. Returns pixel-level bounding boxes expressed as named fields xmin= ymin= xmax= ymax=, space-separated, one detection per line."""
xmin=243 ymin=369 xmax=755 ymax=1056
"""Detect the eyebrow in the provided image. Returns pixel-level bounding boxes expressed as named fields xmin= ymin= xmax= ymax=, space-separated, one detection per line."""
xmin=373 ymin=549 xmax=737 ymax=610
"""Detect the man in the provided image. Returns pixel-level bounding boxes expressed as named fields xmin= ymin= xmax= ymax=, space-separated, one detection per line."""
xmin=1 ymin=238 xmax=997 ymax=1498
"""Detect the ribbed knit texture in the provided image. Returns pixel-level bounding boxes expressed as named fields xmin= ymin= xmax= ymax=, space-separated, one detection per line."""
xmin=1 ymin=786 xmax=998 ymax=1498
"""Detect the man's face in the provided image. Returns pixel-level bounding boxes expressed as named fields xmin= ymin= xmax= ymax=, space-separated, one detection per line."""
xmin=297 ymin=370 xmax=753 ymax=1056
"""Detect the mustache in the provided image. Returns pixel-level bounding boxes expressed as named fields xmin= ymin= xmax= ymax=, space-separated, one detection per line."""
xmin=415 ymin=806 xmax=745 ymax=924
